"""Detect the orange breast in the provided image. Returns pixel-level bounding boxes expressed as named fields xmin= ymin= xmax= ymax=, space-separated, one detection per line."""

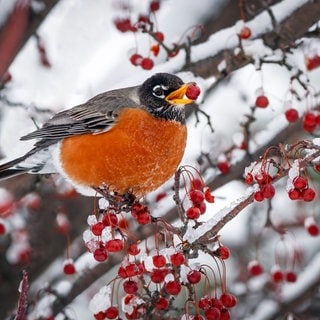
xmin=59 ymin=108 xmax=187 ymax=197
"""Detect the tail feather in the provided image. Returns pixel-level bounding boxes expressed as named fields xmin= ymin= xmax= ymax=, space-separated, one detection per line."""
xmin=0 ymin=155 xmax=29 ymax=180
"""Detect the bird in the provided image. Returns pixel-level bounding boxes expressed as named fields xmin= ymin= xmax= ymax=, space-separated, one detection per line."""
xmin=0 ymin=73 xmax=198 ymax=198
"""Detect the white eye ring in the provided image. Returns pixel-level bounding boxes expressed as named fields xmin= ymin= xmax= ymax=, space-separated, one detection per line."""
xmin=152 ymin=85 xmax=167 ymax=98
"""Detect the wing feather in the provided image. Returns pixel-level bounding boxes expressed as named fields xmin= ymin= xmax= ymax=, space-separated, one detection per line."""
xmin=20 ymin=86 xmax=141 ymax=145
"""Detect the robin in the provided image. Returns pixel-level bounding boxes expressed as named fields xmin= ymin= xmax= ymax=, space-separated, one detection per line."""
xmin=0 ymin=73 xmax=199 ymax=197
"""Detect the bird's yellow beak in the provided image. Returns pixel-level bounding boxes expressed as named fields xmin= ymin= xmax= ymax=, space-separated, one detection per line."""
xmin=165 ymin=83 xmax=194 ymax=105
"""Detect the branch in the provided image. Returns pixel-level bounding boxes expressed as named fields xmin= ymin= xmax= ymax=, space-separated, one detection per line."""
xmin=184 ymin=0 xmax=320 ymax=78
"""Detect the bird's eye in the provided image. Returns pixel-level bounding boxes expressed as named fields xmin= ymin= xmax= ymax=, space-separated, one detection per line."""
xmin=152 ymin=85 xmax=166 ymax=98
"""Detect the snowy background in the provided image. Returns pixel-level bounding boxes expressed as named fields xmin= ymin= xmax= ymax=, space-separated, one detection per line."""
xmin=0 ymin=0 xmax=320 ymax=319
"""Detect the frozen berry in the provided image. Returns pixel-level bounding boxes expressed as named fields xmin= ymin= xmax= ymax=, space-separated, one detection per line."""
xmin=293 ymin=176 xmax=308 ymax=190
xmin=165 ymin=280 xmax=181 ymax=295
xmin=187 ymin=270 xmax=201 ymax=284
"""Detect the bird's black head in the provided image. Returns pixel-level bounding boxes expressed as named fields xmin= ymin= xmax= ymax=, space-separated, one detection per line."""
xmin=138 ymin=73 xmax=195 ymax=123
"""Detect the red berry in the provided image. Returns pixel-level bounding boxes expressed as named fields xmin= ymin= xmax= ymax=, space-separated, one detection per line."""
xmin=286 ymin=271 xmax=297 ymax=282
xmin=255 ymin=95 xmax=269 ymax=108
xmin=195 ymin=201 xmax=206 ymax=214
xmin=293 ymin=176 xmax=308 ymax=190
xmin=306 ymin=54 xmax=320 ymax=71
xmin=141 ymin=57 xmax=154 ymax=70
xmin=217 ymin=161 xmax=230 ymax=174
xmin=314 ymin=164 xmax=320 ymax=172
xmin=150 ymin=268 xmax=168 ymax=283
xmin=123 ymin=280 xmax=138 ymax=294
xmin=205 ymin=307 xmax=221 ymax=320
xmin=0 ymin=222 xmax=6 ymax=235
xmin=154 ymin=31 xmax=164 ymax=42
xmin=193 ymin=316 xmax=205 ymax=320
xmin=189 ymin=189 xmax=205 ymax=204
xmin=245 ymin=173 xmax=253 ymax=185
xmin=204 ymin=187 xmax=215 ymax=203
xmin=150 ymin=44 xmax=160 ymax=57
xmin=271 ymin=269 xmax=284 ymax=283
xmin=153 ymin=254 xmax=166 ymax=268
xmin=211 ymin=298 xmax=224 ymax=310
xmin=105 ymin=239 xmax=124 ymax=252
xmin=303 ymin=112 xmax=317 ymax=132
xmin=304 ymin=216 xmax=319 ymax=236
xmin=105 ymin=306 xmax=118 ymax=319
xmin=91 ymin=222 xmax=105 ymax=236
xmin=130 ymin=53 xmax=143 ymax=66
xmin=288 ymin=188 xmax=301 ymax=200
xmin=136 ymin=211 xmax=151 ymax=224
xmin=190 ymin=178 xmax=203 ymax=190
xmin=215 ymin=246 xmax=230 ymax=260
xmin=170 ymin=252 xmax=185 ymax=266
xmin=128 ymin=243 xmax=140 ymax=256
xmin=125 ymin=263 xmax=142 ymax=277
xmin=302 ymin=187 xmax=316 ymax=202
xmin=150 ymin=0 xmax=160 ymax=12
xmin=187 ymin=270 xmax=201 ymax=284
xmin=165 ymin=280 xmax=181 ymax=295
xmin=114 ymin=17 xmax=132 ymax=33
xmin=285 ymin=108 xmax=299 ymax=122
xmin=93 ymin=247 xmax=108 ymax=262
xmin=156 ymin=297 xmax=169 ymax=310
xmin=102 ymin=213 xmax=118 ymax=227
xmin=254 ymin=190 xmax=264 ymax=202
xmin=261 ymin=183 xmax=275 ymax=199
xmin=198 ymin=296 xmax=212 ymax=310
xmin=239 ymin=26 xmax=251 ymax=39
xmin=63 ymin=262 xmax=76 ymax=275
xmin=219 ymin=308 xmax=231 ymax=320
xmin=94 ymin=311 xmax=107 ymax=320
xmin=220 ymin=293 xmax=237 ymax=308
xmin=248 ymin=260 xmax=264 ymax=276
xmin=186 ymin=206 xmax=201 ymax=219
xmin=186 ymin=83 xmax=201 ymax=100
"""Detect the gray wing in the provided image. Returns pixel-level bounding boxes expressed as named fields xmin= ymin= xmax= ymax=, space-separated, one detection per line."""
xmin=21 ymin=86 xmax=141 ymax=150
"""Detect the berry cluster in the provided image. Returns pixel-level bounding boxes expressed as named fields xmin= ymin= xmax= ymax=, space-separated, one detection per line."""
xmin=86 ymin=169 xmax=236 ymax=319
xmin=245 ymin=168 xmax=276 ymax=202
xmin=302 ymin=111 xmax=320 ymax=133
xmin=287 ymin=175 xmax=316 ymax=202
xmin=91 ymin=241 xmax=236 ymax=320
xmin=248 ymin=259 xmax=298 ymax=284
xmin=186 ymin=179 xmax=214 ymax=220
xmin=113 ymin=0 xmax=203 ymax=70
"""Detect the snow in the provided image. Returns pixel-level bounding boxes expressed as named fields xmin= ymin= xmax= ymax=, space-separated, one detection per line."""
xmin=0 ymin=0 xmax=319 ymax=319
xmin=88 ymin=285 xmax=112 ymax=314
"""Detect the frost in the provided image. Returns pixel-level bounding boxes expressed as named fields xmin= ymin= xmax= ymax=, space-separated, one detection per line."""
xmin=87 ymin=215 xmax=97 ymax=226
xmin=89 ymin=285 xmax=112 ymax=314
xmin=121 ymin=294 xmax=144 ymax=314
xmin=164 ymin=273 xmax=174 ymax=283
xmin=54 ymin=280 xmax=72 ymax=296
xmin=98 ymin=198 xmax=110 ymax=209
xmin=142 ymin=255 xmax=154 ymax=272
xmin=101 ymin=226 xmax=112 ymax=242
xmin=312 ymin=137 xmax=320 ymax=146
